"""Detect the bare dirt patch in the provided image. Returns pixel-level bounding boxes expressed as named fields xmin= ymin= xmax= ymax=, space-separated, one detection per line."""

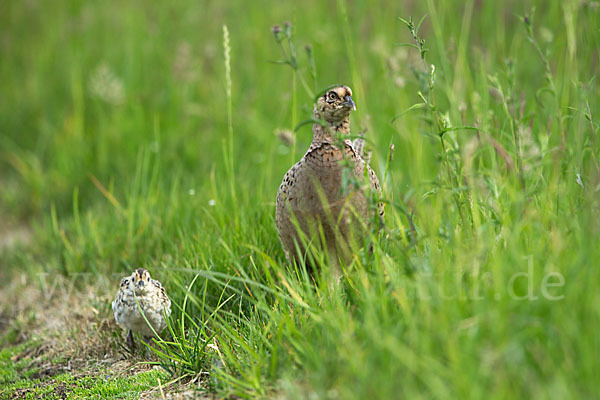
xmin=0 ymin=275 xmax=154 ymax=388
xmin=0 ymin=272 xmax=209 ymax=399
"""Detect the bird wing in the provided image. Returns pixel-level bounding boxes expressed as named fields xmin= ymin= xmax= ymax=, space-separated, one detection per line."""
xmin=343 ymin=139 xmax=385 ymax=222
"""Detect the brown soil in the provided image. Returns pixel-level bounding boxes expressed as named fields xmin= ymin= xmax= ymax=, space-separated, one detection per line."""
xmin=0 ymin=275 xmax=193 ymax=399
xmin=0 ymin=226 xmax=212 ymax=399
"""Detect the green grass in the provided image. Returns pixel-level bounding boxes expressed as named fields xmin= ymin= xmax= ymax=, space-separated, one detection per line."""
xmin=0 ymin=340 xmax=168 ymax=399
xmin=1 ymin=0 xmax=599 ymax=398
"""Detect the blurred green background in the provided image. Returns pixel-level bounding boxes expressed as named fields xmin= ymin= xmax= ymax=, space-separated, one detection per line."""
xmin=2 ymin=0 xmax=596 ymax=221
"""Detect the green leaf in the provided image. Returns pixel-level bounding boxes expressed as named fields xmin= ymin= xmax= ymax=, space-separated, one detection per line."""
xmin=391 ymin=103 xmax=427 ymax=122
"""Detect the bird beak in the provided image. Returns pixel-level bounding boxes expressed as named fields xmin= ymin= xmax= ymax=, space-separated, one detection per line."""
xmin=343 ymin=95 xmax=356 ymax=111
xmin=137 ymin=280 xmax=144 ymax=287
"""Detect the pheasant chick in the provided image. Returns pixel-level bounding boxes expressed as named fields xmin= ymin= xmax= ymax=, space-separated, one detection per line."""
xmin=112 ymin=268 xmax=171 ymax=349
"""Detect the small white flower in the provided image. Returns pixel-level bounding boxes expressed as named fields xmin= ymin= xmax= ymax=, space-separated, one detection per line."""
xmin=207 ymin=343 xmax=219 ymax=351
xmin=208 ymin=199 xmax=216 ymax=206
xmin=394 ymin=76 xmax=406 ymax=88
xmin=88 ymin=64 xmax=125 ymax=105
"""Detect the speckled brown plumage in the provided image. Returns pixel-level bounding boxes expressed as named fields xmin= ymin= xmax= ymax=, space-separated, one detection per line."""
xmin=112 ymin=268 xmax=171 ymax=349
xmin=276 ymin=85 xmax=384 ymax=268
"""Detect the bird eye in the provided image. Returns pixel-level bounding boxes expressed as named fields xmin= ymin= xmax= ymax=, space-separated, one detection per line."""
xmin=327 ymin=91 xmax=338 ymax=101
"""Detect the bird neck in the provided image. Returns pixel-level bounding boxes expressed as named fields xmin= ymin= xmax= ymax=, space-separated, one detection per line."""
xmin=311 ymin=117 xmax=351 ymax=146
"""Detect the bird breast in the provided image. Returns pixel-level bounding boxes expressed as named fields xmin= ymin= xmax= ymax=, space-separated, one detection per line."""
xmin=112 ymin=286 xmax=171 ymax=337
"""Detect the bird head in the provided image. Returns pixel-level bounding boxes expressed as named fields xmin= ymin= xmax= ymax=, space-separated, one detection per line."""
xmin=121 ymin=268 xmax=153 ymax=296
xmin=315 ymin=85 xmax=355 ymax=124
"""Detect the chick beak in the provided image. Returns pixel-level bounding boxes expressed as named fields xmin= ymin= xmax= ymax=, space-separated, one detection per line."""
xmin=137 ymin=280 xmax=144 ymax=288
xmin=343 ymin=95 xmax=356 ymax=111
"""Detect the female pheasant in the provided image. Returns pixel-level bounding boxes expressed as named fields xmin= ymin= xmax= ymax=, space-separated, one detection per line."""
xmin=275 ymin=85 xmax=384 ymax=270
